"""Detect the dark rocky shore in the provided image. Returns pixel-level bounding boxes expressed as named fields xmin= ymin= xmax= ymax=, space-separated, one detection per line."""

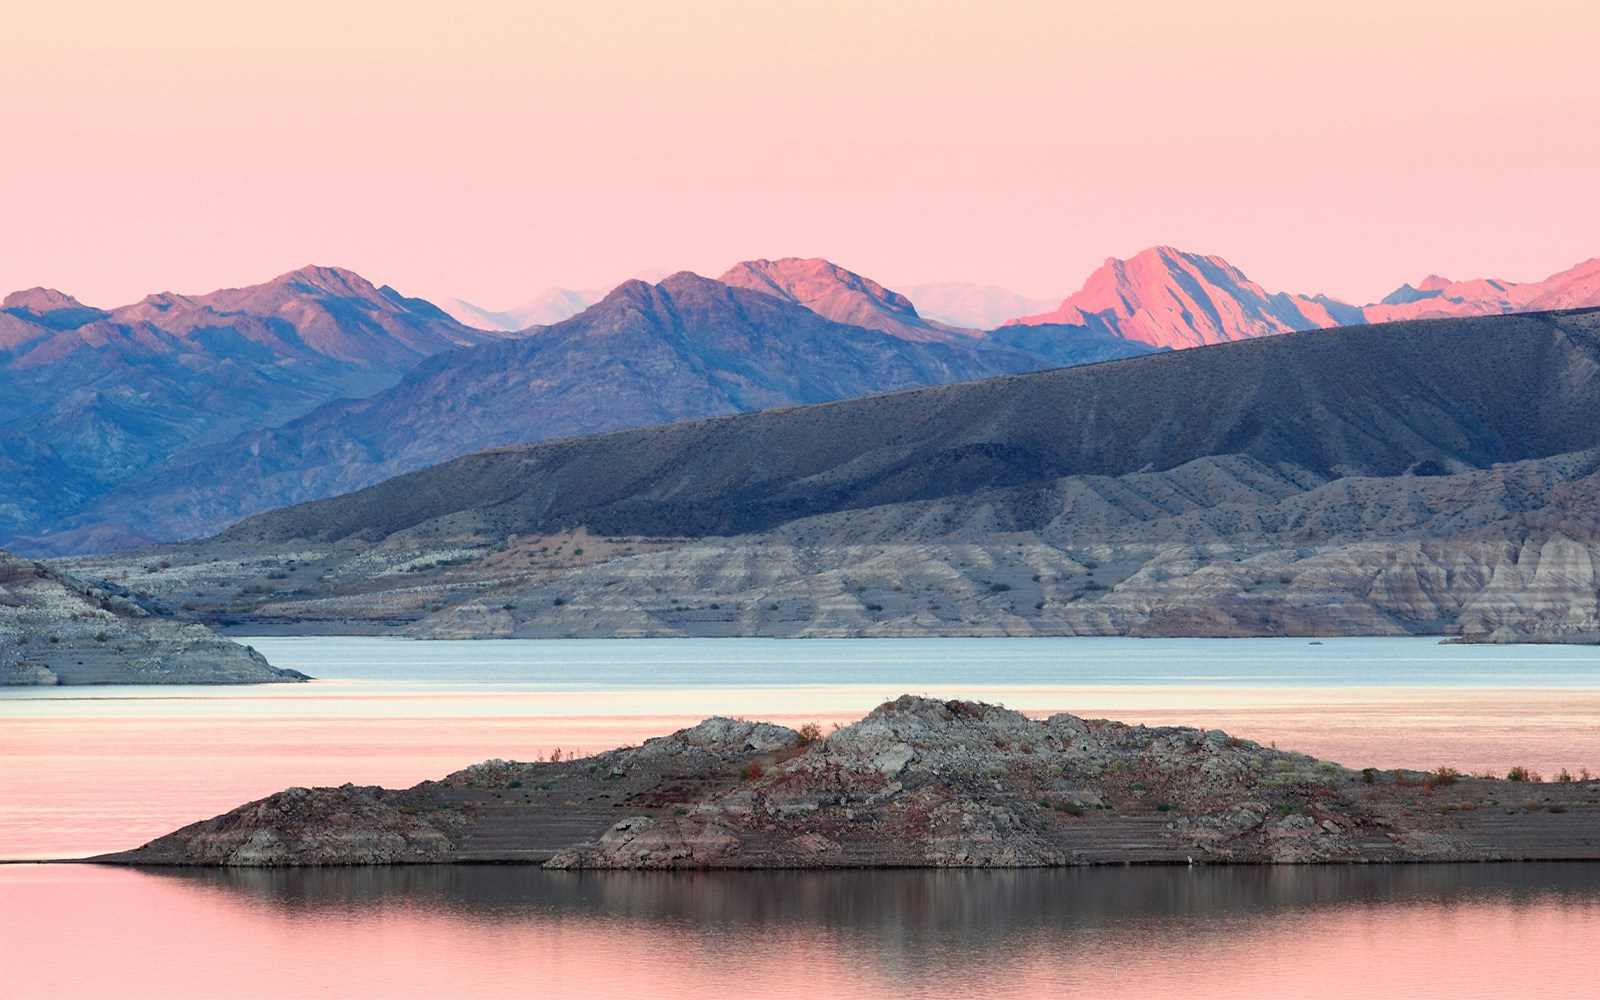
xmin=96 ymin=696 xmax=1600 ymax=868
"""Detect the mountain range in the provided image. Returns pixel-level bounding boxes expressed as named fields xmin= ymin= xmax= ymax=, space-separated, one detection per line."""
xmin=0 ymin=266 xmax=509 ymax=550
xmin=1007 ymin=245 xmax=1600 ymax=349
xmin=73 ymin=305 xmax=1600 ymax=643
xmin=9 ymin=247 xmax=1600 ymax=555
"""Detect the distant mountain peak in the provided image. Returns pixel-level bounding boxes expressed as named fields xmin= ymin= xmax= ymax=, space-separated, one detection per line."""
xmin=1418 ymin=274 xmax=1453 ymax=292
xmin=2 ymin=287 xmax=91 ymax=314
xmin=269 ymin=264 xmax=382 ymax=299
xmin=0 ymin=287 xmax=106 ymax=332
xmin=718 ymin=257 xmax=976 ymax=342
xmin=1009 ymin=245 xmax=1347 ymax=349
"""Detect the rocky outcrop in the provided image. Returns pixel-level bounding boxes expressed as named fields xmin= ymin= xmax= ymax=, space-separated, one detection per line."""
xmin=0 ymin=549 xmax=304 ymax=685
xmin=99 ymin=696 xmax=1600 ymax=868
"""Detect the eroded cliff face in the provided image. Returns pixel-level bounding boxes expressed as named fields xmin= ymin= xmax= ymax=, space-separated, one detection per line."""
xmin=100 ymin=697 xmax=1600 ymax=868
xmin=63 ymin=453 xmax=1600 ymax=643
xmin=0 ymin=549 xmax=304 ymax=684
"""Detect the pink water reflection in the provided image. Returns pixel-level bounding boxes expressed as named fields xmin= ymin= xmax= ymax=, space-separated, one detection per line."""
xmin=5 ymin=865 xmax=1600 ymax=1000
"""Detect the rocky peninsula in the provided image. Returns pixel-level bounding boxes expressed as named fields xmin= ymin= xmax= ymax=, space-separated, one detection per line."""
xmin=97 ymin=696 xmax=1600 ymax=867
xmin=0 ymin=549 xmax=305 ymax=685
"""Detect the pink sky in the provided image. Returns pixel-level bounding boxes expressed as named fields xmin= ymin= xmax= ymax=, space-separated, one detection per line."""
xmin=3 ymin=1 xmax=1598 ymax=310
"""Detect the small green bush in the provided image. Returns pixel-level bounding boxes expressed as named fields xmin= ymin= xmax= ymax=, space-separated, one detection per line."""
xmin=507 ymin=780 xmax=522 ymax=789
xmin=1156 ymin=803 xmax=1173 ymax=812
xmin=989 ymin=583 xmax=1011 ymax=592
xmin=1361 ymin=767 xmax=1377 ymax=784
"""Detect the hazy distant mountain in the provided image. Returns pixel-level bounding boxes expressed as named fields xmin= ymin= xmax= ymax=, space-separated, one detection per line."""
xmin=439 ymin=269 xmax=673 ymax=331
xmin=0 ymin=266 xmax=509 ymax=548
xmin=1365 ymin=258 xmax=1600 ymax=322
xmin=439 ymin=288 xmax=599 ymax=331
xmin=718 ymin=258 xmax=979 ymax=342
xmin=1007 ymin=246 xmax=1363 ymax=348
xmin=47 ymin=271 xmax=1153 ymax=549
xmin=897 ymin=282 xmax=1059 ymax=330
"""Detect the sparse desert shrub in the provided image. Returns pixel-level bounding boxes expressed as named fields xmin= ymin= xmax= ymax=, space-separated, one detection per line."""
xmin=1060 ymin=802 xmax=1084 ymax=816
xmin=988 ymin=583 xmax=1011 ymax=593
xmin=864 ymin=602 xmax=883 ymax=612
xmin=48 ymin=635 xmax=59 ymax=644
xmin=1556 ymin=768 xmax=1575 ymax=783
xmin=1156 ymin=802 xmax=1173 ymax=812
xmin=740 ymin=762 xmax=763 ymax=781
xmin=552 ymin=597 xmax=565 ymax=606
xmin=507 ymin=780 xmax=522 ymax=789
xmin=94 ymin=631 xmax=108 ymax=643
xmin=1433 ymin=766 xmax=1461 ymax=787
xmin=1507 ymin=765 xmax=1540 ymax=782
xmin=797 ymin=722 xmax=822 ymax=745
xmin=1083 ymin=560 xmax=1099 ymax=570
xmin=1361 ymin=767 xmax=1377 ymax=784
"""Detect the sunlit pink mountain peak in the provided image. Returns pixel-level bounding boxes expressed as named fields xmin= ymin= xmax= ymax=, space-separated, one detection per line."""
xmin=1008 ymin=245 xmax=1355 ymax=349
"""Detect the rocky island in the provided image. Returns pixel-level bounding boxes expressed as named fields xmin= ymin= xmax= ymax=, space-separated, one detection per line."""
xmin=0 ymin=548 xmax=304 ymax=685
xmin=97 ymin=695 xmax=1600 ymax=867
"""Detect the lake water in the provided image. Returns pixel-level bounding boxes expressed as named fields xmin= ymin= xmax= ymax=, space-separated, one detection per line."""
xmin=3 ymin=636 xmax=1600 ymax=998
xmin=5 ymin=863 xmax=1600 ymax=999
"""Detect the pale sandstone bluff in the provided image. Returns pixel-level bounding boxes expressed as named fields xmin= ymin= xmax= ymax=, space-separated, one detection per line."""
xmin=0 ymin=549 xmax=304 ymax=685
xmin=99 ymin=697 xmax=1600 ymax=868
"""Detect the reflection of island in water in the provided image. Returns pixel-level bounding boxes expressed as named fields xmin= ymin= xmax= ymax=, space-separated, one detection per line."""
xmin=151 ymin=861 xmax=1600 ymax=927
xmin=90 ymin=863 xmax=1600 ymax=999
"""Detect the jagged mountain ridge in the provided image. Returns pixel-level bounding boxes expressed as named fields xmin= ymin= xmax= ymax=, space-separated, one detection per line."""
xmin=217 ymin=307 xmax=1600 ymax=548
xmin=0 ymin=266 xmax=510 ymax=548
xmin=1010 ymin=247 xmax=1600 ymax=349
xmin=53 ymin=272 xmax=1154 ymax=548
xmin=14 ymin=246 xmax=1600 ymax=556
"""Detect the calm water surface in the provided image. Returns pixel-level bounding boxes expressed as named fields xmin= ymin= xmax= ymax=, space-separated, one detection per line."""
xmin=4 ymin=636 xmax=1598 ymax=861
xmin=4 ymin=636 xmax=1600 ymax=998
xmin=5 ymin=863 xmax=1600 ymax=999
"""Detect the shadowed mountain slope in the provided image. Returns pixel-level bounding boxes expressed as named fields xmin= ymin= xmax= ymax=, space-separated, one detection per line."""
xmin=52 ymin=273 xmax=1153 ymax=549
xmin=0 ymin=267 xmax=508 ymax=548
xmin=218 ymin=308 xmax=1600 ymax=547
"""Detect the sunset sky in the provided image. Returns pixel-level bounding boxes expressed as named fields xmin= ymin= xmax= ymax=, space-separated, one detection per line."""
xmin=4 ymin=0 xmax=1598 ymax=311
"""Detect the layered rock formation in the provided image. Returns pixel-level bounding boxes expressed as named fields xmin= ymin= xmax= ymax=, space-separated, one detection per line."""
xmin=98 ymin=696 xmax=1600 ymax=867
xmin=0 ymin=549 xmax=304 ymax=685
